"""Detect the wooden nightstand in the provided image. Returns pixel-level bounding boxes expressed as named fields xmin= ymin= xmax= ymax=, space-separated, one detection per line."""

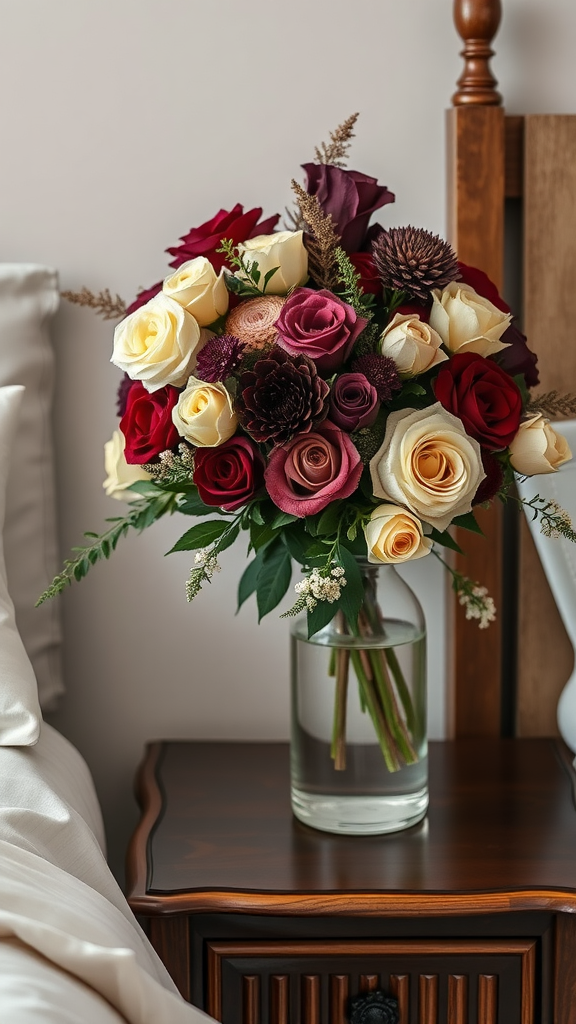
xmin=126 ymin=739 xmax=576 ymax=1024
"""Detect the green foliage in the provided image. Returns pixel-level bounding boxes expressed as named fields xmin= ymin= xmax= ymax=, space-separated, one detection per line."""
xmin=334 ymin=247 xmax=375 ymax=318
xmin=167 ymin=519 xmax=229 ymax=554
xmin=218 ymin=238 xmax=279 ymax=297
xmin=450 ymin=511 xmax=484 ymax=535
xmin=256 ymin=540 xmax=292 ymax=621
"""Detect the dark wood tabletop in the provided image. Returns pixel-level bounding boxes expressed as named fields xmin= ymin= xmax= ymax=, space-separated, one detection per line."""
xmin=126 ymin=737 xmax=576 ymax=918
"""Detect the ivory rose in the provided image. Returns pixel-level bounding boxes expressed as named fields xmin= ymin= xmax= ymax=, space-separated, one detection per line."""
xmin=112 ymin=293 xmax=204 ymax=392
xmin=264 ymin=420 xmax=363 ymax=517
xmin=163 ymin=257 xmax=229 ymax=326
xmin=103 ymin=429 xmax=152 ymax=501
xmin=429 ymin=282 xmax=512 ymax=358
xmin=369 ymin=403 xmax=485 ymax=532
xmin=509 ymin=414 xmax=572 ymax=475
xmin=237 ymin=231 xmax=309 ymax=295
xmin=172 ymin=377 xmax=238 ymax=447
xmin=365 ymin=504 xmax=433 ymax=564
xmin=379 ymin=312 xmax=448 ymax=375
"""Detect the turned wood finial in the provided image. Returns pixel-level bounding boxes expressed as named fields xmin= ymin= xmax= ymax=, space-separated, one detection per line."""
xmin=452 ymin=0 xmax=502 ymax=106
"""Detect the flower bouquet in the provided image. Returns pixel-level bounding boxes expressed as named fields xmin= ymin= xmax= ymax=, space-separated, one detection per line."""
xmin=43 ymin=115 xmax=576 ymax=823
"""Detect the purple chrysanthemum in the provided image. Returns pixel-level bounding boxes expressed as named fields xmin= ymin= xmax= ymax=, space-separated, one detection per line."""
xmin=351 ymin=354 xmax=402 ymax=402
xmin=195 ymin=334 xmax=246 ymax=383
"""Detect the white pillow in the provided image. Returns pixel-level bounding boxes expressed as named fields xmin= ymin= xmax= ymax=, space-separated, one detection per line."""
xmin=0 ymin=384 xmax=41 ymax=744
xmin=0 ymin=265 xmax=63 ymax=710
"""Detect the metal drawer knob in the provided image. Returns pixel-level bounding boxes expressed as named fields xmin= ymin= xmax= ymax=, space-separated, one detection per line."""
xmin=349 ymin=991 xmax=399 ymax=1024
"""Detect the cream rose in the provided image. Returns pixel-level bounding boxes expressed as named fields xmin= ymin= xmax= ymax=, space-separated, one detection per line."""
xmin=429 ymin=282 xmax=512 ymax=357
xmin=111 ymin=293 xmax=204 ymax=392
xmin=163 ymin=257 xmax=229 ymax=326
xmin=380 ymin=312 xmax=448 ymax=375
xmin=172 ymin=376 xmax=237 ymax=447
xmin=103 ymin=429 xmax=152 ymax=501
xmin=369 ymin=403 xmax=485 ymax=532
xmin=509 ymin=414 xmax=572 ymax=475
xmin=237 ymin=230 xmax=309 ymax=295
xmin=365 ymin=504 xmax=433 ymax=564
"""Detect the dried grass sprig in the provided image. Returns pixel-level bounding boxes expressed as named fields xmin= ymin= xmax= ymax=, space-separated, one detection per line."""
xmin=61 ymin=287 xmax=126 ymax=321
xmin=526 ymin=390 xmax=576 ymax=419
xmin=291 ymin=180 xmax=341 ymax=290
xmin=314 ymin=113 xmax=359 ymax=168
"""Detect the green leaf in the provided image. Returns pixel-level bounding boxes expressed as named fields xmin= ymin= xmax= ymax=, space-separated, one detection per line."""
xmin=263 ymin=267 xmax=279 ymax=292
xmin=250 ymin=503 xmax=266 ymax=526
xmin=216 ymin=521 xmax=240 ymax=554
xmin=125 ymin=479 xmax=161 ymax=499
xmin=271 ymin=510 xmax=300 ymax=530
xmin=316 ymin=502 xmax=343 ymax=537
xmin=307 ymin=598 xmax=338 ymax=639
xmin=450 ymin=511 xmax=484 ymax=535
xmin=167 ymin=520 xmax=228 ymax=554
xmin=337 ymin=546 xmax=364 ymax=631
xmin=249 ymin=518 xmax=277 ymax=552
xmin=256 ymin=542 xmax=292 ymax=621
xmin=251 ymin=265 xmax=261 ymax=285
xmin=282 ymin=524 xmax=309 ymax=564
xmin=428 ymin=527 xmax=463 ymax=554
xmin=178 ymin=491 xmax=214 ymax=516
xmin=237 ymin=548 xmax=266 ymax=611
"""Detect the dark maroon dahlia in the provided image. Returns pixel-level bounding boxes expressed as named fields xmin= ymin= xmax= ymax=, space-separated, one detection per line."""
xmin=195 ymin=334 xmax=245 ymax=383
xmin=351 ymin=353 xmax=402 ymax=402
xmin=372 ymin=226 xmax=460 ymax=303
xmin=237 ymin=346 xmax=329 ymax=445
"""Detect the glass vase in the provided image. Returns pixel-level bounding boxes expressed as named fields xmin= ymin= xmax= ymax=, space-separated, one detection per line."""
xmin=290 ymin=560 xmax=428 ymax=835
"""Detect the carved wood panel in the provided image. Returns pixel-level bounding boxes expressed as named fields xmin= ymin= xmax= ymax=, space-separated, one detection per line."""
xmin=206 ymin=938 xmax=536 ymax=1024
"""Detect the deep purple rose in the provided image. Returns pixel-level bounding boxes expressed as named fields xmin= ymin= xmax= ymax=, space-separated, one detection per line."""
xmin=302 ymin=164 xmax=395 ymax=253
xmin=265 ymin=420 xmax=363 ymax=517
xmin=329 ymin=373 xmax=379 ymax=431
xmin=275 ymin=288 xmax=367 ymax=374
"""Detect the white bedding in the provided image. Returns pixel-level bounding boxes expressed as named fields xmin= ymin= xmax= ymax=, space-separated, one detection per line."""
xmin=0 ymin=724 xmax=210 ymax=1024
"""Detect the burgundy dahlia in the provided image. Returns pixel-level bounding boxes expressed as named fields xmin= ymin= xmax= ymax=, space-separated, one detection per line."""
xmin=351 ymin=353 xmax=402 ymax=402
xmin=237 ymin=346 xmax=329 ymax=445
xmin=195 ymin=335 xmax=245 ymax=383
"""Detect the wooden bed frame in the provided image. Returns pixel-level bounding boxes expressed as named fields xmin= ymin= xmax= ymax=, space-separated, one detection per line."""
xmin=448 ymin=0 xmax=576 ymax=740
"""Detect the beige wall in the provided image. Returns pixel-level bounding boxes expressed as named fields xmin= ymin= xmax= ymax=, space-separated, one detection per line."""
xmin=0 ymin=0 xmax=575 ymax=879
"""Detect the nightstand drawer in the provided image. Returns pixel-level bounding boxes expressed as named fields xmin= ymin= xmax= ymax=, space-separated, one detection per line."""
xmin=206 ymin=938 xmax=536 ymax=1024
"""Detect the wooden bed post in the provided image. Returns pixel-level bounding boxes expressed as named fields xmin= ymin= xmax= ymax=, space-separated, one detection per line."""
xmin=446 ymin=0 xmax=506 ymax=737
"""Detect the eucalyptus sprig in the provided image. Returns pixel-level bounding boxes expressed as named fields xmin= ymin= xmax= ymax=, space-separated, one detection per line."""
xmin=217 ymin=238 xmax=279 ymax=297
xmin=36 ymin=486 xmax=177 ymax=604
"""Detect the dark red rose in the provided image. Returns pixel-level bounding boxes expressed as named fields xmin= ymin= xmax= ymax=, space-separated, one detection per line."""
xmin=276 ymin=288 xmax=367 ymax=374
xmin=329 ymin=373 xmax=379 ymax=431
xmin=458 ymin=262 xmax=539 ymax=387
xmin=473 ymin=450 xmax=504 ymax=506
xmin=302 ymin=164 xmax=395 ymax=253
xmin=348 ymin=252 xmax=381 ymax=295
xmin=395 ymin=301 xmax=431 ymax=323
xmin=434 ymin=352 xmax=523 ymax=450
xmin=494 ymin=323 xmax=539 ymax=388
xmin=120 ymin=381 xmax=180 ymax=464
xmin=125 ymin=281 xmax=163 ymax=316
xmin=193 ymin=436 xmax=265 ymax=512
xmin=166 ymin=204 xmax=280 ymax=273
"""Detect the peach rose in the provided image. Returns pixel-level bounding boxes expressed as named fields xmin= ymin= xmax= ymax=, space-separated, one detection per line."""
xmin=369 ymin=403 xmax=485 ymax=532
xmin=509 ymin=414 xmax=572 ymax=475
xmin=429 ymin=282 xmax=511 ymax=358
xmin=365 ymin=504 xmax=433 ymax=563
xmin=379 ymin=312 xmax=448 ymax=375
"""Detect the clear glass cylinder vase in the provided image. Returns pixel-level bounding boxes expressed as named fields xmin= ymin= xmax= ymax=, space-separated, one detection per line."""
xmin=290 ymin=560 xmax=428 ymax=835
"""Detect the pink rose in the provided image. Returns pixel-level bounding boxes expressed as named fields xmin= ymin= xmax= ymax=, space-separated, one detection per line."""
xmin=264 ymin=420 xmax=363 ymax=517
xmin=275 ymin=288 xmax=367 ymax=374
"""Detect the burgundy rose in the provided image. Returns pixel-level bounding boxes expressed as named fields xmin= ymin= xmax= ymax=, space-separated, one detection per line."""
xmin=166 ymin=204 xmax=280 ymax=273
xmin=276 ymin=288 xmax=367 ymax=374
xmin=473 ymin=450 xmax=504 ymax=506
xmin=119 ymin=381 xmax=180 ymax=464
xmin=264 ymin=420 xmax=363 ymax=517
xmin=193 ymin=436 xmax=265 ymax=512
xmin=330 ymin=373 xmax=379 ymax=431
xmin=303 ymin=164 xmax=395 ymax=253
xmin=434 ymin=352 xmax=523 ymax=450
xmin=349 ymin=252 xmax=381 ymax=295
xmin=125 ymin=281 xmax=163 ymax=317
xmin=457 ymin=262 xmax=539 ymax=388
